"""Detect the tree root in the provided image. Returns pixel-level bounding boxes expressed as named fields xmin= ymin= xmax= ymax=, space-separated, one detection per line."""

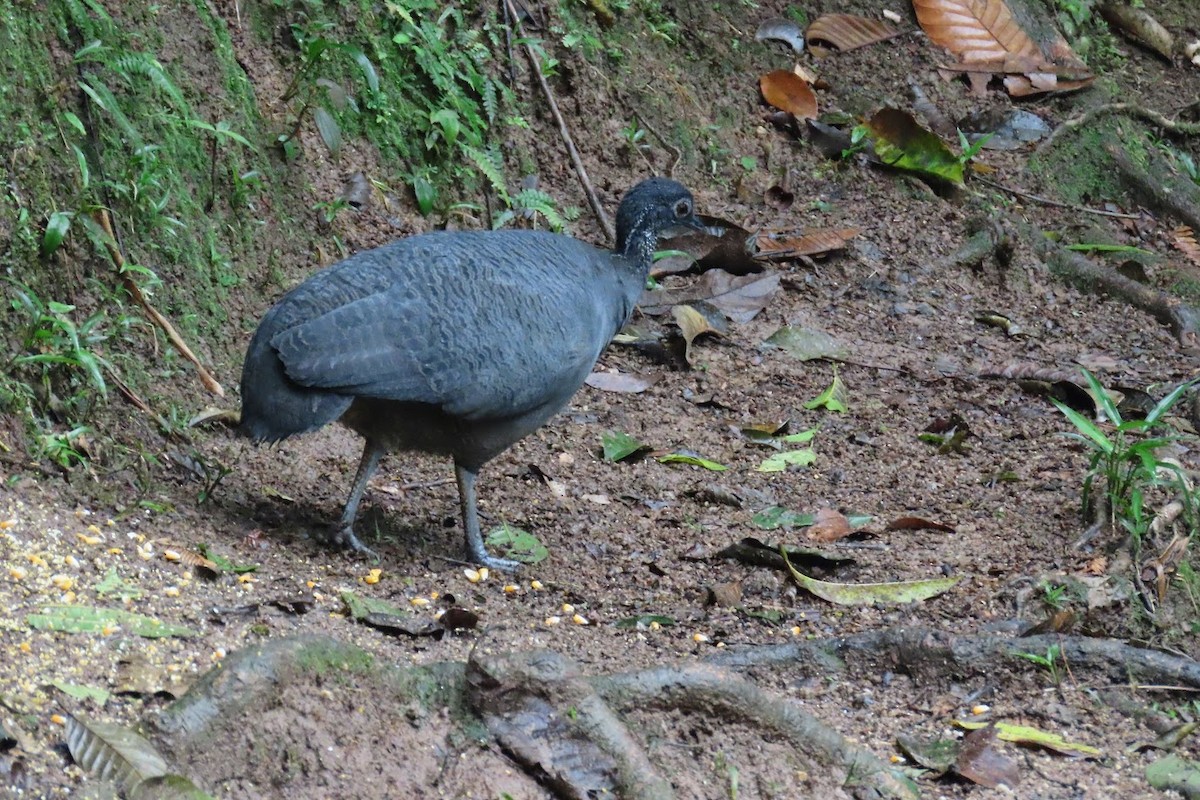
xmin=706 ymin=625 xmax=1200 ymax=688
xmin=1035 ymin=102 xmax=1200 ymax=160
xmin=594 ymin=662 xmax=920 ymax=800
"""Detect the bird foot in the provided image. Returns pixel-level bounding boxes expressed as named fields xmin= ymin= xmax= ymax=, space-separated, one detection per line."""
xmin=470 ymin=549 xmax=522 ymax=572
xmin=329 ymin=525 xmax=379 ymax=560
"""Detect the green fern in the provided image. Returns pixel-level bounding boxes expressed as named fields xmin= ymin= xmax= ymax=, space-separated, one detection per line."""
xmin=463 ymin=145 xmax=508 ymax=201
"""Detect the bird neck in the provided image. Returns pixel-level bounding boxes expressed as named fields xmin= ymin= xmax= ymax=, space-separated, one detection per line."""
xmin=615 ymin=218 xmax=660 ymax=273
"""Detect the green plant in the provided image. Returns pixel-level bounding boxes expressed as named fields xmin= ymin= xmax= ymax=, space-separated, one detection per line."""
xmin=621 ymin=118 xmax=648 ymax=150
xmin=1015 ymin=644 xmax=1063 ymax=683
xmin=1053 ymin=370 xmax=1196 ymax=548
xmin=8 ymin=283 xmax=110 ymax=407
xmin=38 ymin=427 xmax=92 ymax=470
xmin=277 ymin=20 xmax=380 ymax=158
xmin=1041 ymin=581 xmax=1069 ymax=609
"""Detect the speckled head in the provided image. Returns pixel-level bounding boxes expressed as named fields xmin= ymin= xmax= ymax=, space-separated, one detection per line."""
xmin=614 ymin=177 xmax=702 ymax=258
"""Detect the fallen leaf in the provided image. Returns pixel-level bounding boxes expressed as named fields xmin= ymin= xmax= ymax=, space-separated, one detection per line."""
xmin=864 ymin=108 xmax=964 ymax=186
xmin=955 ymin=721 xmax=1100 ymax=757
xmin=763 ymin=325 xmax=849 ymax=361
xmin=956 ymin=724 xmax=1020 ymax=789
xmin=672 ymin=304 xmax=723 ymax=364
xmin=585 ymin=370 xmax=660 ymax=393
xmin=781 ymin=547 xmax=959 ymax=605
xmin=657 ymin=452 xmax=728 ymax=471
xmin=755 ymin=227 xmax=860 ymax=258
xmin=645 ymin=270 xmax=781 ymax=323
xmin=886 ymin=516 xmax=956 ymax=533
xmin=657 ymin=215 xmax=760 ymax=276
xmin=759 ymin=70 xmax=818 ymax=119
xmin=806 ymin=13 xmax=900 ymax=56
xmin=757 ymin=449 xmax=817 ymax=473
xmin=806 ymin=508 xmax=852 ymax=542
xmin=1172 ymin=226 xmax=1200 ymax=268
xmin=602 ymin=431 xmax=646 ymax=462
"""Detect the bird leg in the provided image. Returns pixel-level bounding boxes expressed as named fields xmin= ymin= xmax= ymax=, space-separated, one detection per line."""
xmin=332 ymin=440 xmax=383 ymax=558
xmin=454 ymin=462 xmax=520 ymax=571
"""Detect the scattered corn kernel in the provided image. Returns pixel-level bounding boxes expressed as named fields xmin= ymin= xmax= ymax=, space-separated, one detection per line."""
xmin=77 ymin=533 xmax=102 ymax=545
xmin=212 ymin=648 xmax=226 ymax=661
xmin=108 ymin=547 xmax=122 ymax=555
xmin=791 ymin=626 xmax=803 ymax=636
xmin=890 ymin=755 xmax=905 ymax=764
xmin=572 ymin=614 xmax=588 ymax=626
xmin=52 ymin=575 xmax=73 ymax=591
xmin=544 ymin=615 xmax=562 ymax=626
xmin=0 ymin=520 xmax=15 ymax=530
xmin=306 ymin=580 xmax=318 ymax=589
xmin=433 ymin=609 xmax=445 ymax=620
xmin=50 ymin=715 xmax=66 ymax=726
xmin=649 ymin=620 xmax=661 ymax=632
xmin=530 ymin=580 xmax=544 ymax=591
xmin=64 ymin=555 xmax=80 ymax=569
xmin=27 ymin=554 xmax=47 ymax=567
xmin=972 ymin=704 xmax=990 ymax=715
xmin=464 ymin=567 xmax=489 ymax=583
xmin=87 ymin=524 xmax=102 ymax=535
xmin=410 ymin=597 xmax=431 ymax=607
xmin=237 ymin=574 xmax=256 ymax=585
xmin=19 ymin=642 xmax=31 ymax=653
xmin=9 ymin=567 xmax=27 ymax=581
xmin=101 ymin=624 xmax=119 ymax=636
xmin=693 ymin=633 xmax=710 ymax=643
xmin=136 ymin=544 xmax=154 ymax=560
xmin=561 ymin=603 xmax=575 ymax=614
xmin=106 ymin=519 xmax=115 ymax=527
xmin=164 ymin=587 xmax=181 ymax=598
xmin=503 ymin=584 xmax=518 ymax=594
xmin=363 ymin=568 xmax=383 ymax=585
xmin=164 ymin=549 xmax=182 ymax=562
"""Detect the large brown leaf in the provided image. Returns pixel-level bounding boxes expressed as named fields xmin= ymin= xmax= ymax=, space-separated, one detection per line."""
xmin=806 ymin=13 xmax=900 ymax=56
xmin=758 ymin=70 xmax=818 ymax=119
xmin=914 ymin=0 xmax=1092 ymax=95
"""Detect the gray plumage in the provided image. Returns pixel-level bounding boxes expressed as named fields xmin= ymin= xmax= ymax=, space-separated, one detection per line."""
xmin=240 ymin=177 xmax=702 ymax=568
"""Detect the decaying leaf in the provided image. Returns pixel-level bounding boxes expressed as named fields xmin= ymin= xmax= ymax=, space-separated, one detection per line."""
xmin=806 ymin=13 xmax=901 ymax=57
xmin=806 ymin=508 xmax=853 ymax=542
xmin=886 ymin=516 xmax=956 ymax=533
xmin=804 ymin=371 xmax=849 ymax=413
xmin=672 ymin=304 xmax=723 ymax=365
xmin=913 ymin=0 xmax=1093 ymax=96
xmin=645 ymin=270 xmax=781 ymax=324
xmin=65 ymin=715 xmax=168 ymax=794
xmin=657 ymin=215 xmax=760 ymax=276
xmin=863 ymin=108 xmax=965 ymax=186
xmin=956 ymin=724 xmax=1020 ymax=789
xmin=1173 ymin=226 xmax=1200 ymax=268
xmin=754 ymin=227 xmax=860 ymax=258
xmin=585 ymin=370 xmax=660 ymax=393
xmin=657 ymin=452 xmax=728 ymax=471
xmin=755 ymin=17 xmax=806 ymax=54
xmin=1099 ymin=3 xmax=1174 ymax=61
xmin=763 ymin=325 xmax=850 ymax=361
xmin=781 ymin=547 xmax=959 ymax=605
xmin=759 ymin=70 xmax=818 ymax=119
xmin=486 ymin=524 xmax=549 ymax=564
xmin=757 ymin=449 xmax=817 ymax=473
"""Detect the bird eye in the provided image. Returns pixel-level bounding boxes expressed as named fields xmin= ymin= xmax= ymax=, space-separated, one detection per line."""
xmin=674 ymin=200 xmax=691 ymax=218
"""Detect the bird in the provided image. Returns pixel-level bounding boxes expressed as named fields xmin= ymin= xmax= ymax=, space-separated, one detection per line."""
xmin=239 ymin=177 xmax=704 ymax=569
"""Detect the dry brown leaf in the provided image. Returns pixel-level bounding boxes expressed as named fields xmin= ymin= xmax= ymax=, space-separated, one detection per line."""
xmin=886 ymin=516 xmax=956 ymax=533
xmin=643 ymin=270 xmax=781 ymax=324
xmin=914 ymin=0 xmax=1092 ymax=95
xmin=584 ymin=371 xmax=660 ymax=394
xmin=755 ymin=228 xmax=860 ymax=258
xmin=806 ymin=508 xmax=852 ymax=543
xmin=1173 ymin=226 xmax=1200 ymax=268
xmin=758 ymin=70 xmax=818 ymax=119
xmin=806 ymin=13 xmax=900 ymax=55
xmin=672 ymin=304 xmax=722 ymax=365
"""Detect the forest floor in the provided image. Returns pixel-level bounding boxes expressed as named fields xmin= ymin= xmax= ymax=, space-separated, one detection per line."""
xmin=3 ymin=0 xmax=1200 ymax=798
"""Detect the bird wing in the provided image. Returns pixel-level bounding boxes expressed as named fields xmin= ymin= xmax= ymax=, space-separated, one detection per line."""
xmin=270 ymin=233 xmax=620 ymax=420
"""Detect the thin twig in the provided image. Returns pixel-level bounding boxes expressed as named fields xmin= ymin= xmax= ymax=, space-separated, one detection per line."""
xmin=94 ymin=209 xmax=226 ymax=397
xmin=1036 ymin=102 xmax=1200 ymax=158
xmin=502 ymin=0 xmax=614 ymax=243
xmin=974 ymin=175 xmax=1141 ymax=219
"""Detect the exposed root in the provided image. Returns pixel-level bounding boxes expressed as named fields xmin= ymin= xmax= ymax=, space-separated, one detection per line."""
xmin=706 ymin=625 xmax=1200 ymax=688
xmin=1035 ymin=102 xmax=1200 ymax=159
xmin=595 ymin=662 xmax=919 ymax=800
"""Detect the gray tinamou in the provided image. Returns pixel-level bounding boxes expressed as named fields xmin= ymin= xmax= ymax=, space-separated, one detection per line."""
xmin=240 ymin=177 xmax=703 ymax=568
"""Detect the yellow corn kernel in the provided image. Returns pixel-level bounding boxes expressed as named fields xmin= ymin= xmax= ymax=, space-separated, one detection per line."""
xmin=363 ymin=568 xmax=382 ymax=585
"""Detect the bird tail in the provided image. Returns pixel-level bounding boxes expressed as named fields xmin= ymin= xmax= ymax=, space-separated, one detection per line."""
xmin=239 ymin=309 xmax=353 ymax=442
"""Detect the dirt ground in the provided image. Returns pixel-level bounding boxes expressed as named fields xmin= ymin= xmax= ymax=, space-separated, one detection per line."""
xmin=3 ymin=0 xmax=1200 ymax=797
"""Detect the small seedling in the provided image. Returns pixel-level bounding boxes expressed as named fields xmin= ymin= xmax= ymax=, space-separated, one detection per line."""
xmin=1015 ymin=644 xmax=1063 ymax=684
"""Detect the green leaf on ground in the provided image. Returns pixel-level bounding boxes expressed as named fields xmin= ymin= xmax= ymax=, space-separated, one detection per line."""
xmin=763 ymin=326 xmax=849 ymax=361
xmin=657 ymin=452 xmax=728 ymax=471
xmin=602 ymin=431 xmax=647 ymax=462
xmin=955 ymin=721 xmax=1100 ymax=757
xmin=757 ymin=449 xmax=817 ymax=472
xmin=52 ymin=681 xmax=110 ymax=705
xmin=862 ymin=108 xmax=964 ymax=186
xmin=94 ymin=568 xmax=142 ymax=601
xmin=28 ymin=605 xmax=197 ymax=638
xmin=804 ymin=371 xmax=848 ymax=413
xmin=486 ymin=524 xmax=549 ymax=564
xmin=752 ymin=507 xmax=816 ymax=529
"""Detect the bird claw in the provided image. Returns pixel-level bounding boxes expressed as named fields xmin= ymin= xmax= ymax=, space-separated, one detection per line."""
xmin=330 ymin=525 xmax=379 ymax=560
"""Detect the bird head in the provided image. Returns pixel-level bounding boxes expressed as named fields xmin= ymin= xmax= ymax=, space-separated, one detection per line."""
xmin=615 ymin=177 xmax=704 ymax=259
